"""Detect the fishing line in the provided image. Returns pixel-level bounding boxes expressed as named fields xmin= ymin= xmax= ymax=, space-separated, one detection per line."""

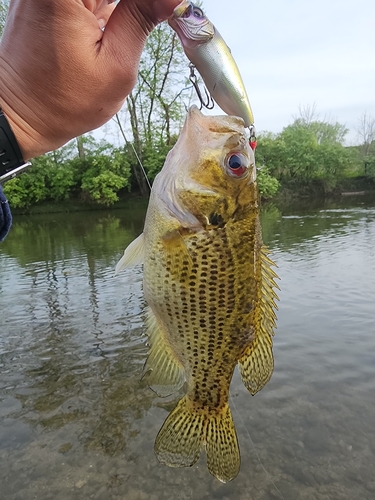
xmin=113 ymin=113 xmax=152 ymax=192
xmin=230 ymin=393 xmax=286 ymax=500
xmin=129 ymin=142 xmax=152 ymax=192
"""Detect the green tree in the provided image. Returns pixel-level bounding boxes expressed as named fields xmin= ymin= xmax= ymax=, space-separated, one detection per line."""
xmin=256 ymin=132 xmax=287 ymax=180
xmin=78 ymin=144 xmax=131 ymax=205
xmin=257 ymin=167 xmax=279 ymax=199
xmin=3 ymin=135 xmax=132 ymax=208
xmin=0 ymin=0 xmax=9 ymax=36
xmin=116 ymin=22 xmax=192 ymax=195
xmin=356 ymin=112 xmax=375 ymax=177
xmin=256 ymin=114 xmax=357 ymax=192
xmin=3 ymin=140 xmax=77 ymax=208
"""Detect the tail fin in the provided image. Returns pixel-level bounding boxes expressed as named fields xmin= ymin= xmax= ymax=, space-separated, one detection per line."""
xmin=154 ymin=396 xmax=240 ymax=483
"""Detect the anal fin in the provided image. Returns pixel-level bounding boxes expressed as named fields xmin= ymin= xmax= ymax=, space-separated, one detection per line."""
xmin=238 ymin=334 xmax=274 ymax=395
xmin=239 ymin=246 xmax=279 ymax=395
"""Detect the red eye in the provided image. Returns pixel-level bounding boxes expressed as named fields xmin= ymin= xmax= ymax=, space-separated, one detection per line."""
xmin=225 ymin=153 xmax=248 ymax=177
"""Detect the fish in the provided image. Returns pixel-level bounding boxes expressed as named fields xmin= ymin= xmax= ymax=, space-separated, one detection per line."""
xmin=168 ymin=0 xmax=254 ymax=129
xmin=115 ymin=106 xmax=278 ymax=482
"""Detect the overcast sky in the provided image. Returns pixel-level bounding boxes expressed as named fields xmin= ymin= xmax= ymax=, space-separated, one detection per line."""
xmin=197 ymin=0 xmax=375 ymax=144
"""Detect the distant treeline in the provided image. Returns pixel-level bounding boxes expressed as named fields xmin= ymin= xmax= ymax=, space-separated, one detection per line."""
xmin=4 ymin=113 xmax=374 ymax=209
xmin=256 ymin=116 xmax=375 ymax=198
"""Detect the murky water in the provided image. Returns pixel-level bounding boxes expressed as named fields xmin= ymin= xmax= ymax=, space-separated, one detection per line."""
xmin=1 ymin=195 xmax=375 ymax=500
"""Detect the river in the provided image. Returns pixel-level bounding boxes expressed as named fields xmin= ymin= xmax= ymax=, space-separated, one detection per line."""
xmin=1 ymin=195 xmax=375 ymax=500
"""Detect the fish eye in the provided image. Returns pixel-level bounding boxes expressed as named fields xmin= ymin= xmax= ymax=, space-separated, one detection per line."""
xmin=192 ymin=6 xmax=204 ymax=18
xmin=225 ymin=152 xmax=249 ymax=177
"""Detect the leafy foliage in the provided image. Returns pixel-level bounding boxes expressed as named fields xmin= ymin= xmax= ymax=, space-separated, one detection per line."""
xmin=79 ymin=148 xmax=131 ymax=205
xmin=4 ymin=138 xmax=131 ymax=208
xmin=3 ymin=148 xmax=76 ymax=208
xmin=0 ymin=0 xmax=9 ymax=36
xmin=365 ymin=156 xmax=375 ymax=179
xmin=256 ymin=118 xmax=361 ymax=193
xmin=257 ymin=167 xmax=280 ymax=199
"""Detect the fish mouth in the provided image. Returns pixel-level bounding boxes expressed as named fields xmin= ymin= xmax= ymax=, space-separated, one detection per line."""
xmin=188 ymin=105 xmax=247 ymax=139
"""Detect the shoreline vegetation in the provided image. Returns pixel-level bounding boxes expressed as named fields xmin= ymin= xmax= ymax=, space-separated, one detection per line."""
xmin=10 ymin=177 xmax=375 ymax=217
xmin=4 ymin=113 xmax=375 ymax=215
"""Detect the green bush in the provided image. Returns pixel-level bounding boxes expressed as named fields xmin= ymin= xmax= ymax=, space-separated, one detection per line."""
xmin=80 ymin=149 xmax=131 ymax=205
xmin=257 ymin=167 xmax=280 ymax=199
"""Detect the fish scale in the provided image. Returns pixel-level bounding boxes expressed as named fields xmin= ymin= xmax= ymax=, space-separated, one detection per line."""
xmin=116 ymin=106 xmax=278 ymax=482
xmin=145 ymin=214 xmax=262 ymax=410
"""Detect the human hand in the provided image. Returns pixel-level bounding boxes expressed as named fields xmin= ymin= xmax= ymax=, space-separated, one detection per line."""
xmin=0 ymin=0 xmax=181 ymax=160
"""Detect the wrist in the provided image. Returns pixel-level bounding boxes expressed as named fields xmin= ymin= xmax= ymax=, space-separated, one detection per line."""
xmin=0 ymin=106 xmax=33 ymax=182
xmin=0 ymin=97 xmax=48 ymax=161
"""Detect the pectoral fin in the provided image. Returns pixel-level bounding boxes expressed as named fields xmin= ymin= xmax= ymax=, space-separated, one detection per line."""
xmin=162 ymin=228 xmax=193 ymax=271
xmin=115 ymin=233 xmax=144 ymax=274
xmin=142 ymin=307 xmax=185 ymax=397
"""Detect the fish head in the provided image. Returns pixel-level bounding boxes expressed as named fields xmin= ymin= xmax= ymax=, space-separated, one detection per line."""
xmin=168 ymin=1 xmax=214 ymax=49
xmin=152 ymin=106 xmax=257 ymax=231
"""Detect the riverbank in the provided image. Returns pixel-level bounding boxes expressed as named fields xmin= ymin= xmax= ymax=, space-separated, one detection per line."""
xmin=10 ymin=177 xmax=375 ymax=216
xmin=11 ymin=193 xmax=149 ymax=215
xmin=271 ymin=176 xmax=375 ymax=204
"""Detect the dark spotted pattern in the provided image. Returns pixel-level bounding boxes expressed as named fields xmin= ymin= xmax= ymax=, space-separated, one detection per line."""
xmin=144 ymin=208 xmax=262 ymax=413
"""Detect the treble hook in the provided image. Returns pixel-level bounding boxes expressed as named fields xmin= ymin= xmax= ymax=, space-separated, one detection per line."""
xmin=189 ymin=63 xmax=214 ymax=110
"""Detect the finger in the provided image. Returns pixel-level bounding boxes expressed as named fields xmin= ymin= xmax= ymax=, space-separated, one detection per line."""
xmin=80 ymin=0 xmax=116 ymax=28
xmin=81 ymin=0 xmax=115 ymax=12
xmin=152 ymin=0 xmax=184 ymax=22
xmin=94 ymin=3 xmax=116 ymax=29
xmin=100 ymin=0 xmax=181 ymax=86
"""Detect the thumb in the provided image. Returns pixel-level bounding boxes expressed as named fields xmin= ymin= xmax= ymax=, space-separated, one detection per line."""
xmin=103 ymin=0 xmax=181 ymax=49
xmin=99 ymin=0 xmax=181 ymax=97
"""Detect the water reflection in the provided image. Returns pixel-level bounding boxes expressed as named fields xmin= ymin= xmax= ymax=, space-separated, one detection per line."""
xmin=1 ymin=196 xmax=375 ymax=499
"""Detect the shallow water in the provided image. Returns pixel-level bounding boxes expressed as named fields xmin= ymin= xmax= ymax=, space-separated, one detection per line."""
xmin=1 ymin=196 xmax=375 ymax=500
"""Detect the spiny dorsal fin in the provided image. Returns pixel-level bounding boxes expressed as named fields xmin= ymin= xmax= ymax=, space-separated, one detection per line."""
xmin=142 ymin=307 xmax=185 ymax=397
xmin=238 ymin=246 xmax=279 ymax=395
xmin=115 ymin=233 xmax=144 ymax=275
xmin=155 ymin=397 xmax=240 ymax=483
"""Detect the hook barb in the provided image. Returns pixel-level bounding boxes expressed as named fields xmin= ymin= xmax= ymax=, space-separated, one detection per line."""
xmin=189 ymin=63 xmax=214 ymax=110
